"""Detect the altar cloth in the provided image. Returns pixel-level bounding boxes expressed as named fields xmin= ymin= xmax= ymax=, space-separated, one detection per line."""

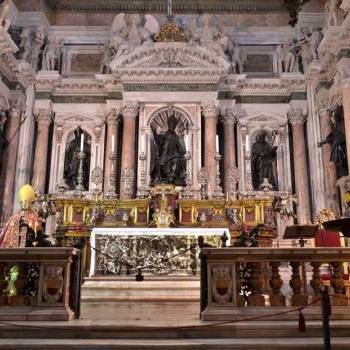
xmin=89 ymin=227 xmax=230 ymax=277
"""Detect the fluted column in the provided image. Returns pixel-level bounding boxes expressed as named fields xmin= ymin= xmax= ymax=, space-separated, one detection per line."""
xmin=32 ymin=110 xmax=52 ymax=194
xmin=340 ymin=78 xmax=350 ymax=173
xmin=120 ymin=102 xmax=139 ymax=199
xmin=0 ymin=105 xmax=21 ymax=222
xmin=202 ymin=102 xmax=218 ymax=197
xmin=104 ymin=109 xmax=121 ymax=192
xmin=318 ymin=106 xmax=339 ymax=211
xmin=222 ymin=109 xmax=236 ymax=197
xmin=288 ymin=108 xmax=311 ymax=224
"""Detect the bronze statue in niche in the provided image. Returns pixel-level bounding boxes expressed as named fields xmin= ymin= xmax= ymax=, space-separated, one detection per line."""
xmin=251 ymin=129 xmax=278 ymax=190
xmin=318 ymin=105 xmax=348 ymax=178
xmin=150 ymin=111 xmax=187 ymax=186
xmin=63 ymin=128 xmax=91 ymax=190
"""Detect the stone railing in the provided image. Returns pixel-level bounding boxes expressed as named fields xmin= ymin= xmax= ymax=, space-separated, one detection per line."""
xmin=0 ymin=248 xmax=81 ymax=321
xmin=200 ymin=247 xmax=350 ymax=321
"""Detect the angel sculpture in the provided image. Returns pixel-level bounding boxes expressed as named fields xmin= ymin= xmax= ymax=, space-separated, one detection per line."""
xmin=20 ymin=27 xmax=32 ymax=63
xmin=325 ymin=0 xmax=341 ymax=27
xmin=188 ymin=14 xmax=229 ymax=59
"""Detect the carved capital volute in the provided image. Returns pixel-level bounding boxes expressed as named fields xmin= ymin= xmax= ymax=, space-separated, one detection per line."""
xmin=122 ymin=101 xmax=139 ymax=120
xmin=201 ymin=101 xmax=218 ymax=120
xmin=106 ymin=108 xmax=121 ymax=125
xmin=288 ymin=108 xmax=307 ymax=126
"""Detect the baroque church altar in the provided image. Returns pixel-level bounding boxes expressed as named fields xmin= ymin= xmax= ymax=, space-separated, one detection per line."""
xmin=0 ymin=0 xmax=350 ymax=278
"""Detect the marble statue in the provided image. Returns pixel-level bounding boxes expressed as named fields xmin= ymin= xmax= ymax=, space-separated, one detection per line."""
xmin=150 ymin=111 xmax=186 ymax=186
xmin=99 ymin=42 xmax=113 ymax=74
xmin=32 ymin=26 xmax=46 ymax=71
xmin=251 ymin=130 xmax=278 ymax=190
xmin=309 ymin=28 xmax=323 ymax=61
xmin=283 ymin=40 xmax=299 ymax=72
xmin=230 ymin=40 xmax=246 ymax=74
xmin=42 ymin=35 xmax=63 ymax=71
xmin=318 ymin=106 xmax=348 ymax=178
xmin=109 ymin=13 xmax=159 ymax=61
xmin=296 ymin=28 xmax=313 ymax=73
xmin=325 ymin=0 xmax=341 ymax=27
xmin=189 ymin=14 xmax=229 ymax=58
xmin=63 ymin=128 xmax=91 ymax=190
xmin=0 ymin=0 xmax=10 ymax=32
xmin=20 ymin=27 xmax=32 ymax=62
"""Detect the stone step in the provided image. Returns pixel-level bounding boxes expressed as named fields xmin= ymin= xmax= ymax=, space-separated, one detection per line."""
xmin=0 ymin=337 xmax=349 ymax=349
xmin=82 ymin=277 xmax=200 ymax=302
xmin=1 ymin=321 xmax=350 ymax=339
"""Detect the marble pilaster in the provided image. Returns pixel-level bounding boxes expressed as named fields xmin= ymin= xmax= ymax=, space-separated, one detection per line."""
xmin=0 ymin=105 xmax=21 ymax=222
xmin=32 ymin=110 xmax=52 ymax=195
xmin=202 ymin=102 xmax=218 ymax=198
xmin=120 ymin=101 xmax=139 ymax=199
xmin=288 ymin=109 xmax=311 ymax=224
xmin=318 ymin=106 xmax=339 ymax=212
xmin=222 ymin=109 xmax=236 ymax=197
xmin=104 ymin=109 xmax=121 ymax=193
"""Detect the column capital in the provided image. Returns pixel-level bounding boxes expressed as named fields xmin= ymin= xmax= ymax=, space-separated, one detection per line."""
xmin=201 ymin=101 xmax=219 ymax=120
xmin=122 ymin=101 xmax=139 ymax=119
xmin=35 ymin=109 xmax=53 ymax=125
xmin=288 ymin=108 xmax=307 ymax=126
xmin=337 ymin=58 xmax=350 ymax=88
xmin=221 ymin=109 xmax=237 ymax=125
xmin=106 ymin=108 xmax=121 ymax=125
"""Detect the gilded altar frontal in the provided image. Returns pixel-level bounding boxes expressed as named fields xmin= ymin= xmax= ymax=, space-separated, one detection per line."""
xmin=1 ymin=0 xmax=350 ymax=348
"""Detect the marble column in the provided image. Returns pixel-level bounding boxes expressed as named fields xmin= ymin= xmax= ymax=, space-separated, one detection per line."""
xmin=318 ymin=106 xmax=339 ymax=212
xmin=32 ymin=110 xmax=52 ymax=195
xmin=202 ymin=102 xmax=218 ymax=197
xmin=120 ymin=102 xmax=139 ymax=199
xmin=104 ymin=109 xmax=120 ymax=192
xmin=340 ymin=79 xmax=350 ymax=173
xmin=288 ymin=108 xmax=311 ymax=224
xmin=0 ymin=105 xmax=21 ymax=222
xmin=222 ymin=109 xmax=236 ymax=197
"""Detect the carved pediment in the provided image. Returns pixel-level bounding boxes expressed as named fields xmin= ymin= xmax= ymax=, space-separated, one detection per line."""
xmin=109 ymin=42 xmax=230 ymax=77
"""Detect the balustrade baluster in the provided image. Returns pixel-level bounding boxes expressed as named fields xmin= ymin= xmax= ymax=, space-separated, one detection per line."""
xmin=269 ymin=262 xmax=285 ymax=306
xmin=247 ymin=262 xmax=265 ymax=307
xmin=310 ymin=262 xmax=322 ymax=305
xmin=331 ymin=262 xmax=348 ymax=306
xmin=289 ymin=261 xmax=308 ymax=306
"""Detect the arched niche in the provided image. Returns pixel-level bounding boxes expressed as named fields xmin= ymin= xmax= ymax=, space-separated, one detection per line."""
xmin=137 ymin=104 xmax=202 ymax=197
xmin=63 ymin=128 xmax=92 ymax=190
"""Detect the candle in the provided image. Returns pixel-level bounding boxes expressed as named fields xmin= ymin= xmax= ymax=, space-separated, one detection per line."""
xmin=216 ymin=135 xmax=219 ymax=153
xmin=184 ymin=134 xmax=189 ymax=151
xmin=245 ymin=134 xmax=249 ymax=150
xmin=80 ymin=133 xmax=84 ymax=151
xmin=111 ymin=134 xmax=115 ymax=152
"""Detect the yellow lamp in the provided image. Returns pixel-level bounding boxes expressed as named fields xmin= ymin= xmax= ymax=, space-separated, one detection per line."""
xmin=18 ymin=184 xmax=36 ymax=209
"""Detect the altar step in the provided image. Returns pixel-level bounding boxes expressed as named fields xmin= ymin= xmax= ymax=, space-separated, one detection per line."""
xmin=82 ymin=276 xmax=200 ymax=302
xmin=1 ymin=337 xmax=350 ymax=349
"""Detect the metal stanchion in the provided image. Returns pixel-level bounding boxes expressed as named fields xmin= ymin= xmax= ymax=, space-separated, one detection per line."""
xmin=321 ymin=286 xmax=332 ymax=350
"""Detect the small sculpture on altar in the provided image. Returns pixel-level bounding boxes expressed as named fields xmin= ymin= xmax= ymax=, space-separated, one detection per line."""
xmin=318 ymin=105 xmax=348 ymax=178
xmin=150 ymin=109 xmax=186 ymax=186
xmin=63 ymin=128 xmax=91 ymax=190
xmin=251 ymin=130 xmax=278 ymax=191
